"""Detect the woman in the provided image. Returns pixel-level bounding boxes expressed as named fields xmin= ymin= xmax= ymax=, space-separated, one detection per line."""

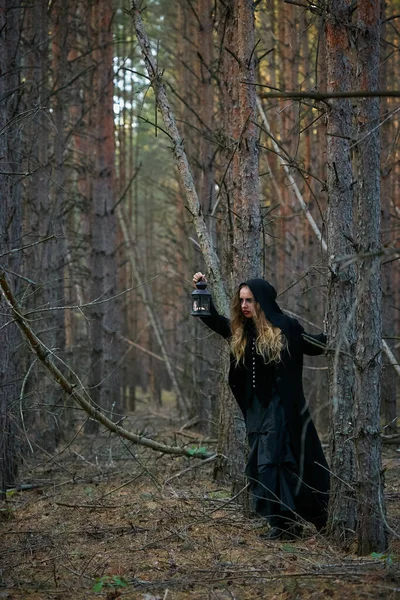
xmin=192 ymin=272 xmax=330 ymax=540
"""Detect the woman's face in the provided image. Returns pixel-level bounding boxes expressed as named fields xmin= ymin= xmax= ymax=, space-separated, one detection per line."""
xmin=239 ymin=286 xmax=256 ymax=319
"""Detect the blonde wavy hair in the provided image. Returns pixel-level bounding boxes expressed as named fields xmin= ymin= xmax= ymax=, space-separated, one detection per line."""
xmin=230 ymin=286 xmax=285 ymax=365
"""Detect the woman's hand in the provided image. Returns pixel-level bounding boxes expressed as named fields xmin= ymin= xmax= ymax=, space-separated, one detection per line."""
xmin=192 ymin=272 xmax=207 ymax=287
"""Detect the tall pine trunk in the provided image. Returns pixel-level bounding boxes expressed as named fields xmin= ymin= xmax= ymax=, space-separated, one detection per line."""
xmin=353 ymin=0 xmax=387 ymax=554
xmin=22 ymin=0 xmax=56 ymax=450
xmin=193 ymin=0 xmax=215 ymax=432
xmin=325 ymin=0 xmax=357 ymax=545
xmin=326 ymin=0 xmax=387 ymax=553
xmin=214 ymin=0 xmax=261 ymax=500
xmin=87 ymin=0 xmax=121 ymax=431
xmin=380 ymin=5 xmax=397 ymax=435
xmin=0 ymin=0 xmax=22 ymax=496
xmin=228 ymin=1 xmax=261 ymax=280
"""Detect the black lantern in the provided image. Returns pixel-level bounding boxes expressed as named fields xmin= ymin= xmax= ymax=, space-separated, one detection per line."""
xmin=191 ymin=280 xmax=211 ymax=316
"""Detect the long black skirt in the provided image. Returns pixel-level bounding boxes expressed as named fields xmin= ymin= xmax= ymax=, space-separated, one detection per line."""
xmin=245 ymin=392 xmax=300 ymax=527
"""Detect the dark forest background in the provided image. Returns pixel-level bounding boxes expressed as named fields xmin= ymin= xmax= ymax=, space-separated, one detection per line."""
xmin=1 ymin=0 xmax=399 ymax=558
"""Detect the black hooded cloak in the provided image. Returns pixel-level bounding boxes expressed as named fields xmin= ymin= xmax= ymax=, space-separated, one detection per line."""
xmin=198 ymin=278 xmax=330 ymax=531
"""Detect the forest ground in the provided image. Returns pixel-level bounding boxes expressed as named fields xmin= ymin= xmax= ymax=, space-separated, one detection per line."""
xmin=1 ymin=393 xmax=400 ymax=600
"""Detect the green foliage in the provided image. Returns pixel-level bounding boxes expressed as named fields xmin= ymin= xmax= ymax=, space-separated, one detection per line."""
xmin=140 ymin=492 xmax=153 ymax=500
xmin=370 ymin=552 xmax=394 ymax=567
xmin=207 ymin=490 xmax=231 ymax=500
xmin=92 ymin=574 xmax=128 ymax=593
xmin=186 ymin=446 xmax=208 ymax=457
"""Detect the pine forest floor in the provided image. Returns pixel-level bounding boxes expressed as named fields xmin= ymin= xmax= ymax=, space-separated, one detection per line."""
xmin=1 ymin=395 xmax=400 ymax=600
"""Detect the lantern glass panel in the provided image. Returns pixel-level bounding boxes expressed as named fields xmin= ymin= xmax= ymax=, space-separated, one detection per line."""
xmin=191 ymin=284 xmax=211 ymax=316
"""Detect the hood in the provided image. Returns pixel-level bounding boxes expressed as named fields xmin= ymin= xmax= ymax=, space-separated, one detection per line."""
xmin=241 ymin=278 xmax=290 ymax=338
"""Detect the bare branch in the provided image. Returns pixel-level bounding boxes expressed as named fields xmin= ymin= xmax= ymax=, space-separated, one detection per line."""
xmin=332 ymin=246 xmax=400 ymax=269
xmin=382 ymin=14 xmax=400 ymax=24
xmin=110 ymin=163 xmax=142 ymax=213
xmin=251 ymin=85 xmax=400 ymax=101
xmin=129 ymin=0 xmax=229 ymax=315
xmin=119 ymin=333 xmax=184 ymax=372
xmin=0 ymin=235 xmax=56 ymax=259
xmin=23 ymin=274 xmax=163 ymax=317
xmin=256 ymin=97 xmax=327 ymax=251
xmin=0 ymin=268 xmax=214 ymax=460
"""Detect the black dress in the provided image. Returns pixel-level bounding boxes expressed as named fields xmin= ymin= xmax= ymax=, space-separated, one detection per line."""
xmin=242 ymin=334 xmax=300 ymax=527
xmin=197 ymin=278 xmax=330 ymax=530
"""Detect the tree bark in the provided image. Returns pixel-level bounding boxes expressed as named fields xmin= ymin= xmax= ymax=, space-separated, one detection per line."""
xmin=47 ymin=0 xmax=70 ymax=442
xmin=218 ymin=0 xmax=261 ymax=282
xmin=87 ymin=0 xmax=121 ymax=431
xmin=68 ymin=0 xmax=94 ymax=384
xmin=325 ymin=0 xmax=358 ymax=545
xmin=380 ymin=3 xmax=397 ymax=435
xmin=0 ymin=0 xmax=22 ymax=496
xmin=193 ymin=0 xmax=216 ymax=432
xmin=22 ymin=0 xmax=60 ymax=450
xmin=212 ymin=0 xmax=261 ymax=505
xmin=353 ymin=0 xmax=387 ymax=554
xmin=196 ymin=0 xmax=215 ymax=226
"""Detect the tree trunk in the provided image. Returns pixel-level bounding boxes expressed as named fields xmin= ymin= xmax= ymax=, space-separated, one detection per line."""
xmin=213 ymin=0 xmax=261 ymax=505
xmin=380 ymin=2 xmax=397 ymax=435
xmin=68 ymin=0 xmax=94 ymax=384
xmin=325 ymin=0 xmax=357 ymax=545
xmin=115 ymin=9 xmax=131 ymax=412
xmin=0 ymin=0 xmax=22 ymax=496
xmin=22 ymin=0 xmax=57 ymax=450
xmin=46 ymin=0 xmax=70 ymax=443
xmin=353 ymin=0 xmax=387 ymax=554
xmin=222 ymin=0 xmax=261 ymax=282
xmin=193 ymin=0 xmax=216 ymax=432
xmin=87 ymin=0 xmax=121 ymax=431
